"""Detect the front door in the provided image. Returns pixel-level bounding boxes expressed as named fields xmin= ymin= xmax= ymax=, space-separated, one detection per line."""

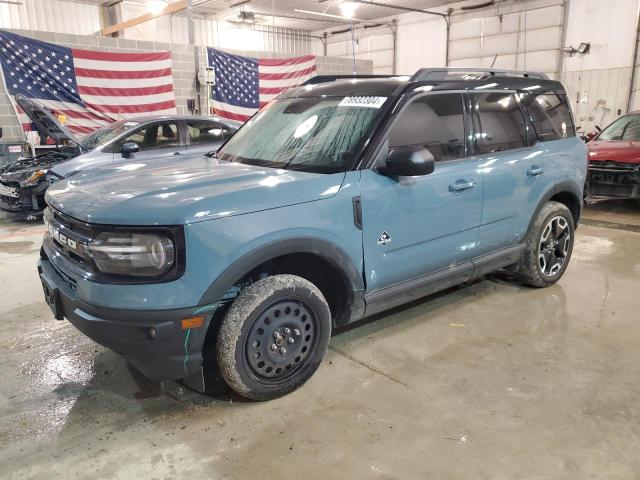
xmin=114 ymin=121 xmax=185 ymax=163
xmin=360 ymin=92 xmax=483 ymax=293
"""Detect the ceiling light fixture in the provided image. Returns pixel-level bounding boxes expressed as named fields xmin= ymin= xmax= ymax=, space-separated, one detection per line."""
xmin=339 ymin=1 xmax=359 ymax=19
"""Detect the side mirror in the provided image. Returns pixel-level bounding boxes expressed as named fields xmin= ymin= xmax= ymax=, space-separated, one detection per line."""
xmin=585 ymin=131 xmax=599 ymax=142
xmin=121 ymin=142 xmax=139 ymax=159
xmin=382 ymin=145 xmax=435 ymax=177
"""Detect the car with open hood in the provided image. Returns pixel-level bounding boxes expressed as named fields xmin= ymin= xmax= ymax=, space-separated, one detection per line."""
xmin=585 ymin=112 xmax=640 ymax=203
xmin=0 ymin=94 xmax=241 ymax=218
xmin=38 ymin=68 xmax=586 ymax=401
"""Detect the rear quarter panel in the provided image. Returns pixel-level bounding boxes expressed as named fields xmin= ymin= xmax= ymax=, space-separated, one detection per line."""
xmin=515 ymin=137 xmax=587 ymax=237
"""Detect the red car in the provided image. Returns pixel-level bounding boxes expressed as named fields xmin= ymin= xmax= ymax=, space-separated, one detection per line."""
xmin=585 ymin=112 xmax=640 ymax=203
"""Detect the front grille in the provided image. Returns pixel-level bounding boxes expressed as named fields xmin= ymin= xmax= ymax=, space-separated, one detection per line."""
xmin=589 ymin=161 xmax=640 ymax=173
xmin=44 ymin=208 xmax=96 ymax=270
xmin=588 ymin=161 xmax=639 ymax=198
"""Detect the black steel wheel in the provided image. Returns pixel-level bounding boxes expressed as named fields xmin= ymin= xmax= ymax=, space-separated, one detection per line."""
xmin=245 ymin=300 xmax=318 ymax=382
xmin=216 ymin=274 xmax=331 ymax=400
xmin=511 ymin=201 xmax=575 ymax=287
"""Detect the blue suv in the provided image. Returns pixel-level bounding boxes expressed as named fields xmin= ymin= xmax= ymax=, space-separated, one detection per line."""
xmin=38 ymin=68 xmax=587 ymax=400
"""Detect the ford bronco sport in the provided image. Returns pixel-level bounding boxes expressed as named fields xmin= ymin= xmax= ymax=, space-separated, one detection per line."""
xmin=38 ymin=68 xmax=587 ymax=400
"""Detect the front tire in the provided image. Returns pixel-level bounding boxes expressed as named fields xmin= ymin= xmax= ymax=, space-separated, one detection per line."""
xmin=216 ymin=274 xmax=331 ymax=401
xmin=512 ymin=201 xmax=575 ymax=287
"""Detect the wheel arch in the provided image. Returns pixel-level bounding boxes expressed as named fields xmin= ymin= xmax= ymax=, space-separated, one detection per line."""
xmin=526 ymin=181 xmax=583 ymax=236
xmin=199 ymin=237 xmax=366 ymax=327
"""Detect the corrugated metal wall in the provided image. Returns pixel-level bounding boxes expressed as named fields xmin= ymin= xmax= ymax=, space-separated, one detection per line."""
xmin=448 ymin=0 xmax=565 ymax=78
xmin=0 ymin=0 xmax=101 ymax=35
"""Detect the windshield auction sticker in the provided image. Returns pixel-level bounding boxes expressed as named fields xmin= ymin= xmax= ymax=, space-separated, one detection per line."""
xmin=338 ymin=96 xmax=387 ymax=108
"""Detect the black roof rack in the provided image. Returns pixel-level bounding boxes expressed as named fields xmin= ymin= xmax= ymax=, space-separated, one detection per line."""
xmin=411 ymin=68 xmax=549 ymax=81
xmin=300 ymin=69 xmax=550 ymax=88
xmin=302 ymin=74 xmax=398 ymax=85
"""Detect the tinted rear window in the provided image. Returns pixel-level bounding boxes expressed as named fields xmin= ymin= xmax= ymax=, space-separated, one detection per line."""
xmin=522 ymin=93 xmax=575 ymax=141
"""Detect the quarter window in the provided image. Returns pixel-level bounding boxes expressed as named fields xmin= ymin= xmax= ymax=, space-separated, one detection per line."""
xmin=522 ymin=93 xmax=575 ymax=141
xmin=388 ymin=93 xmax=466 ymax=161
xmin=472 ymin=93 xmax=528 ymax=154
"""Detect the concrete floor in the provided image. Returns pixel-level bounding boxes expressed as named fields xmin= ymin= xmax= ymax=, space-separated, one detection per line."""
xmin=1 ymin=200 xmax=639 ymax=479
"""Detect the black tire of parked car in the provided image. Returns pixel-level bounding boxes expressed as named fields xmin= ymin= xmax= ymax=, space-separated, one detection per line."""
xmin=216 ymin=274 xmax=332 ymax=401
xmin=512 ymin=201 xmax=576 ymax=288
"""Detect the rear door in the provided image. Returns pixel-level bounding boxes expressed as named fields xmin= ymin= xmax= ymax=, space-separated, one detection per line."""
xmin=113 ymin=120 xmax=185 ymax=163
xmin=470 ymin=91 xmax=551 ymax=255
xmin=360 ymin=92 xmax=483 ymax=292
xmin=185 ymin=120 xmax=235 ymax=155
xmin=472 ymin=91 xmax=576 ymax=255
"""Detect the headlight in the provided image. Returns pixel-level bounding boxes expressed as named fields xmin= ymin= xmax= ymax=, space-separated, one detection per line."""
xmin=87 ymin=232 xmax=175 ymax=277
xmin=21 ymin=169 xmax=47 ymax=187
xmin=46 ymin=172 xmax=63 ymax=185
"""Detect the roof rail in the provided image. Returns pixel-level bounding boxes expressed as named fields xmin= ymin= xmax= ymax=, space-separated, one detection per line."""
xmin=301 ymin=74 xmax=397 ymax=86
xmin=410 ymin=68 xmax=549 ymax=82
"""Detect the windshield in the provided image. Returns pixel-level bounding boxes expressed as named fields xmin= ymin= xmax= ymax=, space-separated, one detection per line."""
xmin=598 ymin=115 xmax=640 ymax=141
xmin=79 ymin=121 xmax=141 ymax=150
xmin=217 ymin=96 xmax=387 ymax=173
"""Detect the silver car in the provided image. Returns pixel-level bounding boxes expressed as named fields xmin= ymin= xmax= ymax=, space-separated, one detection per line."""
xmin=49 ymin=115 xmax=241 ymax=180
xmin=0 ymin=95 xmax=241 ymax=217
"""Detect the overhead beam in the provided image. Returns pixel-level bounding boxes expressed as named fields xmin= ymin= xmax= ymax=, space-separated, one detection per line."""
xmin=101 ymin=0 xmax=187 ymax=36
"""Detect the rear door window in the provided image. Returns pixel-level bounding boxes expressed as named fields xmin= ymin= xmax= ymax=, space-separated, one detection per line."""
xmin=388 ymin=93 xmax=466 ymax=161
xmin=471 ymin=93 xmax=528 ymax=154
xmin=187 ymin=121 xmax=233 ymax=145
xmin=522 ymin=93 xmax=575 ymax=141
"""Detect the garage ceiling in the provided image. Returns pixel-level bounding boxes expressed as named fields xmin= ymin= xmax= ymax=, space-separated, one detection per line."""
xmin=113 ymin=0 xmax=462 ymax=30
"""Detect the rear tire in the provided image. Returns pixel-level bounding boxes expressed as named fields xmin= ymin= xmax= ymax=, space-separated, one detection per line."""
xmin=216 ymin=274 xmax=331 ymax=401
xmin=512 ymin=201 xmax=575 ymax=288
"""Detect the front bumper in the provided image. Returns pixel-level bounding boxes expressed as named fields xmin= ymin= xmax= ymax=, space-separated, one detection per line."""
xmin=0 ymin=182 xmax=42 ymax=215
xmin=37 ymin=252 xmax=211 ymax=383
xmin=587 ymin=161 xmax=640 ymax=199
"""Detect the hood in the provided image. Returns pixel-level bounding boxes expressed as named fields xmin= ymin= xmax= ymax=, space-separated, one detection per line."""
xmin=45 ymin=156 xmax=345 ymax=225
xmin=588 ymin=140 xmax=640 ymax=164
xmin=49 ymin=150 xmax=111 ymax=179
xmin=15 ymin=94 xmax=78 ymax=144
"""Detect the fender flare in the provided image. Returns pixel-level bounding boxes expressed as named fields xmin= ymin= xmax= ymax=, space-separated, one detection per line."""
xmin=198 ymin=236 xmax=365 ymax=315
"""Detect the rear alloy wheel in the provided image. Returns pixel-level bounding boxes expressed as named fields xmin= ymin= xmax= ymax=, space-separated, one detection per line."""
xmin=538 ymin=216 xmax=571 ymax=277
xmin=216 ymin=274 xmax=331 ymax=400
xmin=512 ymin=201 xmax=575 ymax=287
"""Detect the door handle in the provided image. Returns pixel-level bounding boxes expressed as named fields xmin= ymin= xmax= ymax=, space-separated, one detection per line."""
xmin=527 ymin=165 xmax=544 ymax=176
xmin=449 ymin=179 xmax=476 ymax=192
xmin=173 ymin=151 xmax=181 ymax=156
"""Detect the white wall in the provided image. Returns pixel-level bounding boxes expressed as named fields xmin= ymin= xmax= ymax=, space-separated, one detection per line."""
xmin=396 ymin=13 xmax=446 ymax=75
xmin=562 ymin=0 xmax=639 ymax=131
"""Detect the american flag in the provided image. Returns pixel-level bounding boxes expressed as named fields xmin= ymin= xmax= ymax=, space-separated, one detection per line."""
xmin=208 ymin=48 xmax=316 ymax=122
xmin=0 ymin=30 xmax=177 ymax=136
